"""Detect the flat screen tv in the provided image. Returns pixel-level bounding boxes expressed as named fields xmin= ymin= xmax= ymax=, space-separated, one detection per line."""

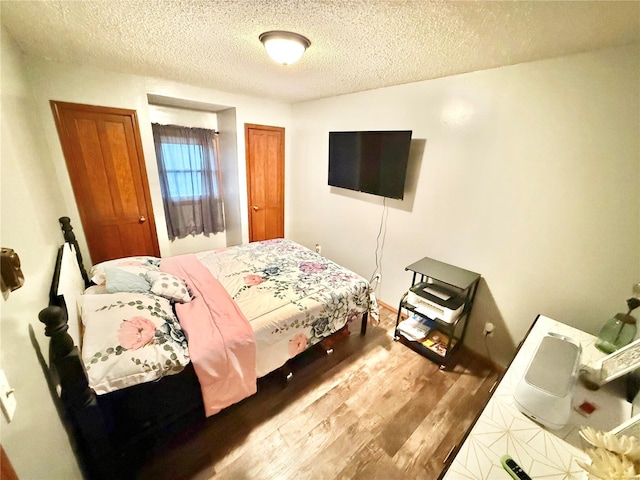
xmin=328 ymin=130 xmax=412 ymax=200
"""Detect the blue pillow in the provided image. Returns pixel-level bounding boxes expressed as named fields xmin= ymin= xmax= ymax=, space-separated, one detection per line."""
xmin=104 ymin=266 xmax=151 ymax=294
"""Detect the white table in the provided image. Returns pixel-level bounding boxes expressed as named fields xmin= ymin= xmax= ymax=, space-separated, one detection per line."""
xmin=443 ymin=315 xmax=633 ymax=479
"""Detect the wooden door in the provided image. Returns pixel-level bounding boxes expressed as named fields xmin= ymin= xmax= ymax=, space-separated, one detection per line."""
xmin=245 ymin=124 xmax=285 ymax=242
xmin=1 ymin=446 xmax=19 ymax=480
xmin=51 ymin=101 xmax=160 ymax=264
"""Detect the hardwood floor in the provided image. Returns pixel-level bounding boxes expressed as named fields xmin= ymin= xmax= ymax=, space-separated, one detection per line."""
xmin=138 ymin=306 xmax=500 ymax=480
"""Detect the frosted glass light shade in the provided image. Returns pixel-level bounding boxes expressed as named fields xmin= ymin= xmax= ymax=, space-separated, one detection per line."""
xmin=259 ymin=31 xmax=310 ymax=65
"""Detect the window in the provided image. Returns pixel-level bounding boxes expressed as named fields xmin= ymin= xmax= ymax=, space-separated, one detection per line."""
xmin=152 ymin=124 xmax=225 ymax=240
xmin=160 ymin=142 xmax=205 ymax=200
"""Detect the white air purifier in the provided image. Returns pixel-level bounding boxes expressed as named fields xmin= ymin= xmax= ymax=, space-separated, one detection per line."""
xmin=513 ymin=333 xmax=581 ymax=430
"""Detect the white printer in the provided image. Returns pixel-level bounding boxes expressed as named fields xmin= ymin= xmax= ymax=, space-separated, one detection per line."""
xmin=407 ymin=281 xmax=465 ymax=324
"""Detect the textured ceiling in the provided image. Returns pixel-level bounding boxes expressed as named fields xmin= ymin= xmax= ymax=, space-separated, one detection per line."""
xmin=2 ymin=1 xmax=639 ymax=103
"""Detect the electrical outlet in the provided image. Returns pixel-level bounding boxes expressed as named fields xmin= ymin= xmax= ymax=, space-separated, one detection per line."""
xmin=315 ymin=244 xmax=321 ymax=254
xmin=373 ymin=273 xmax=381 ymax=283
xmin=483 ymin=322 xmax=495 ymax=336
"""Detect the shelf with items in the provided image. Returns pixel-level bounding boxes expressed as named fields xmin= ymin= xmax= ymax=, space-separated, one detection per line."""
xmin=394 ymin=257 xmax=480 ymax=368
xmin=395 ymin=296 xmax=468 ymax=365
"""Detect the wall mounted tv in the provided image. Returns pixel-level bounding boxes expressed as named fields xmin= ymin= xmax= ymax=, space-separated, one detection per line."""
xmin=328 ymin=130 xmax=412 ymax=200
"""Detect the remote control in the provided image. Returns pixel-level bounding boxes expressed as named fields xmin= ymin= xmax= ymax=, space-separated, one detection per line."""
xmin=501 ymin=455 xmax=532 ymax=480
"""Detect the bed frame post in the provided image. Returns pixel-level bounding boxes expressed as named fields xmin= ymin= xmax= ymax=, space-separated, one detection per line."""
xmin=39 ymin=305 xmax=121 ymax=480
xmin=59 ymin=216 xmax=91 ymax=288
xmin=361 ymin=311 xmax=368 ymax=336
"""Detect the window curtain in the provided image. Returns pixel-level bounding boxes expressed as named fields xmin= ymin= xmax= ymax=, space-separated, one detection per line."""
xmin=152 ymin=124 xmax=225 ymax=240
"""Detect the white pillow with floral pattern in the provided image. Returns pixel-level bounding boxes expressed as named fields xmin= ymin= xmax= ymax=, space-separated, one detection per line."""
xmin=89 ymin=256 xmax=160 ymax=286
xmin=80 ymin=292 xmax=189 ymax=394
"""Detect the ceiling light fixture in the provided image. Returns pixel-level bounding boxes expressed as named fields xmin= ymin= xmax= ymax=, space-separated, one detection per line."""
xmin=259 ymin=31 xmax=311 ymax=65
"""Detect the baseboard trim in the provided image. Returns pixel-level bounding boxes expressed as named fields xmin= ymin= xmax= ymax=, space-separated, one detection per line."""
xmin=377 ymin=299 xmax=397 ymax=314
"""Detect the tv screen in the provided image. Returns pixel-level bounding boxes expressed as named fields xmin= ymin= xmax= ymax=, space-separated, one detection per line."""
xmin=328 ymin=130 xmax=412 ymax=200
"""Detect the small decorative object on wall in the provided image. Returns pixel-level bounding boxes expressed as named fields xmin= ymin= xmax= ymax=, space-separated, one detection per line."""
xmin=596 ymin=295 xmax=640 ymax=354
xmin=0 ymin=248 xmax=24 ymax=294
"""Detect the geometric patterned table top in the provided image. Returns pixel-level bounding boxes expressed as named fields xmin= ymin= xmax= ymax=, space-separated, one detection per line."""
xmin=443 ymin=315 xmax=632 ymax=479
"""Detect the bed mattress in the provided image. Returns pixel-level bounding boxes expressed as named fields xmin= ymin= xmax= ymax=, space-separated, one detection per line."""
xmin=195 ymin=239 xmax=376 ymax=376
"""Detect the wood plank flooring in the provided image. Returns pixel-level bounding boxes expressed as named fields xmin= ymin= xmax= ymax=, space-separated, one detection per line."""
xmin=138 ymin=306 xmax=500 ymax=480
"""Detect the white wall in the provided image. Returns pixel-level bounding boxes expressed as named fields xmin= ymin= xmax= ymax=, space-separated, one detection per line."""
xmin=290 ymin=44 xmax=640 ymax=367
xmin=25 ymin=57 xmax=293 ymax=267
xmin=217 ymin=107 xmax=242 ymax=246
xmin=147 ymin=104 xmax=228 ymax=255
xmin=0 ymin=27 xmax=83 ymax=479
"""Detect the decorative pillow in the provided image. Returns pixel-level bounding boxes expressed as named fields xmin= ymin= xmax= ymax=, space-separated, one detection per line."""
xmin=84 ymin=284 xmax=108 ymax=295
xmin=104 ymin=267 xmax=151 ymax=294
xmin=89 ymin=256 xmax=160 ymax=286
xmin=146 ymin=271 xmax=192 ymax=303
xmin=80 ymin=292 xmax=190 ymax=394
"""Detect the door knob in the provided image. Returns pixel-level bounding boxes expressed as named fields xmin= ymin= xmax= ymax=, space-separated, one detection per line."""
xmin=139 ymin=216 xmax=146 ymax=223
xmin=252 ymin=205 xmax=259 ymax=211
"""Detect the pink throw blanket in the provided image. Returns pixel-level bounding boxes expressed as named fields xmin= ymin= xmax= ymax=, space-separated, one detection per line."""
xmin=161 ymin=255 xmax=257 ymax=416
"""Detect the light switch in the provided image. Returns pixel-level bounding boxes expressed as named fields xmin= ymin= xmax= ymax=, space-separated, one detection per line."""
xmin=0 ymin=369 xmax=16 ymax=422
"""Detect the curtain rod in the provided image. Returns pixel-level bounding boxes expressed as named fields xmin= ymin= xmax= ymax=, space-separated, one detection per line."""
xmin=151 ymin=122 xmax=219 ymax=134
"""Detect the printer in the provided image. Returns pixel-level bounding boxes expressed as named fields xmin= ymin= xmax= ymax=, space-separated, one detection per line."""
xmin=407 ymin=281 xmax=465 ymax=324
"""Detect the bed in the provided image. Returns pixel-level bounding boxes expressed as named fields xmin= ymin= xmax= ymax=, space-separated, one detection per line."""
xmin=39 ymin=217 xmax=377 ymax=479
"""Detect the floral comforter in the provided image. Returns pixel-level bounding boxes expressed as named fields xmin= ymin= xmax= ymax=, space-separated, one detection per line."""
xmin=195 ymin=239 xmax=377 ymax=377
